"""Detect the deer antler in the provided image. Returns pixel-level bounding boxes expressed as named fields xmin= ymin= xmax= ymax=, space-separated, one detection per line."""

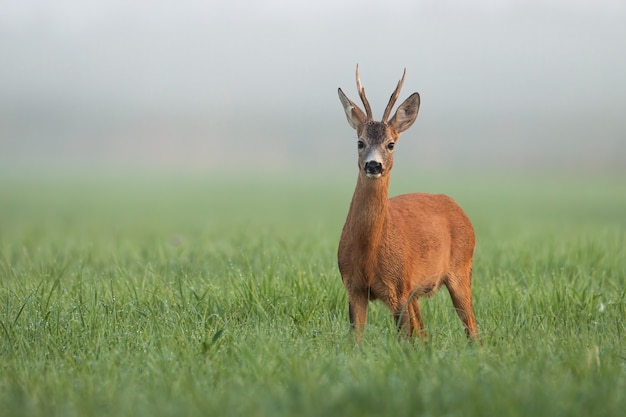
xmin=356 ymin=64 xmax=373 ymax=122
xmin=382 ymin=68 xmax=406 ymax=123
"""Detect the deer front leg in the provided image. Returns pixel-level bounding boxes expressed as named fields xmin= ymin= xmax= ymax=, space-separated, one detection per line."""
xmin=394 ymin=296 xmax=426 ymax=339
xmin=347 ymin=290 xmax=368 ymax=343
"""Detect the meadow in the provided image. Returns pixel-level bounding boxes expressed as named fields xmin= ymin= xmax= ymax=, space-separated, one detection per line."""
xmin=1 ymin=170 xmax=624 ymax=417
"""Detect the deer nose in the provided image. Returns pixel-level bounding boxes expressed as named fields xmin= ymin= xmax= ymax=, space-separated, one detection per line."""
xmin=364 ymin=161 xmax=383 ymax=176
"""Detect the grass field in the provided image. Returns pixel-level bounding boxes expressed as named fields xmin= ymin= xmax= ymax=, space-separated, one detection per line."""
xmin=1 ymin=170 xmax=624 ymax=417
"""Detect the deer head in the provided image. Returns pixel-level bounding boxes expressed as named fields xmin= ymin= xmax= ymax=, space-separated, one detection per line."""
xmin=338 ymin=65 xmax=421 ymax=179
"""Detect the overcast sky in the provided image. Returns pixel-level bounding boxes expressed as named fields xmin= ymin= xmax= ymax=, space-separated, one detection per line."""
xmin=1 ymin=0 xmax=625 ymax=172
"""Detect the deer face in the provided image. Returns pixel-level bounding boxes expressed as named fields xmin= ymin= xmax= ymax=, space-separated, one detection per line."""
xmin=338 ymin=66 xmax=421 ymax=180
xmin=357 ymin=122 xmax=396 ymax=179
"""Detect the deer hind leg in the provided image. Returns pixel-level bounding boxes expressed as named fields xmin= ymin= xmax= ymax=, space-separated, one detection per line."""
xmin=445 ymin=270 xmax=479 ymax=340
xmin=394 ymin=296 xmax=427 ymax=339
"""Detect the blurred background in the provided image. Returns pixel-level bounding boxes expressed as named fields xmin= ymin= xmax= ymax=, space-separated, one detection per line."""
xmin=1 ymin=0 xmax=625 ymax=176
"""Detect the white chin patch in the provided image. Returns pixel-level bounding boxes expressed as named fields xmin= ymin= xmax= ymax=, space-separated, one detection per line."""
xmin=365 ymin=172 xmax=382 ymax=179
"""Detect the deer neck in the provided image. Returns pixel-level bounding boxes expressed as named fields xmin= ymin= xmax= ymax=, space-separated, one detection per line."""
xmin=346 ymin=172 xmax=390 ymax=251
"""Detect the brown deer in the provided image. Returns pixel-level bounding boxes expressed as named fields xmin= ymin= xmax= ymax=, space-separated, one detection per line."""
xmin=337 ymin=65 xmax=478 ymax=342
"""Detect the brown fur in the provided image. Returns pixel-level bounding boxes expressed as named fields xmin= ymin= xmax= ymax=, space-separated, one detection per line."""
xmin=337 ymin=67 xmax=478 ymax=341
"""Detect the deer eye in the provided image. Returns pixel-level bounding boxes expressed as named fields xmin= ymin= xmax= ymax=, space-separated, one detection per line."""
xmin=357 ymin=140 xmax=365 ymax=150
xmin=387 ymin=142 xmax=395 ymax=150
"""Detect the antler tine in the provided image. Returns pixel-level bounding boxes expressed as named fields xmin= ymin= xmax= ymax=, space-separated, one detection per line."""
xmin=356 ymin=64 xmax=373 ymax=122
xmin=382 ymin=68 xmax=407 ymax=123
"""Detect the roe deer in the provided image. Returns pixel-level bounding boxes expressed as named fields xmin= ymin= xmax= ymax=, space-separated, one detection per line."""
xmin=337 ymin=66 xmax=478 ymax=341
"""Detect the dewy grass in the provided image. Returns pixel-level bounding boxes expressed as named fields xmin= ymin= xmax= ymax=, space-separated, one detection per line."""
xmin=0 ymin=172 xmax=624 ymax=417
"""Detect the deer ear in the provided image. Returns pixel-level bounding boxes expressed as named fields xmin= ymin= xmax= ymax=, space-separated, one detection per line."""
xmin=389 ymin=93 xmax=420 ymax=134
xmin=338 ymin=88 xmax=366 ymax=130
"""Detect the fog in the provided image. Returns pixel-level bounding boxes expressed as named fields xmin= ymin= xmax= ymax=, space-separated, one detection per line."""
xmin=1 ymin=0 xmax=625 ymax=174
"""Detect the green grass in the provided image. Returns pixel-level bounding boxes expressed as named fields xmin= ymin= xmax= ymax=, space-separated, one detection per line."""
xmin=1 ymin=171 xmax=624 ymax=417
